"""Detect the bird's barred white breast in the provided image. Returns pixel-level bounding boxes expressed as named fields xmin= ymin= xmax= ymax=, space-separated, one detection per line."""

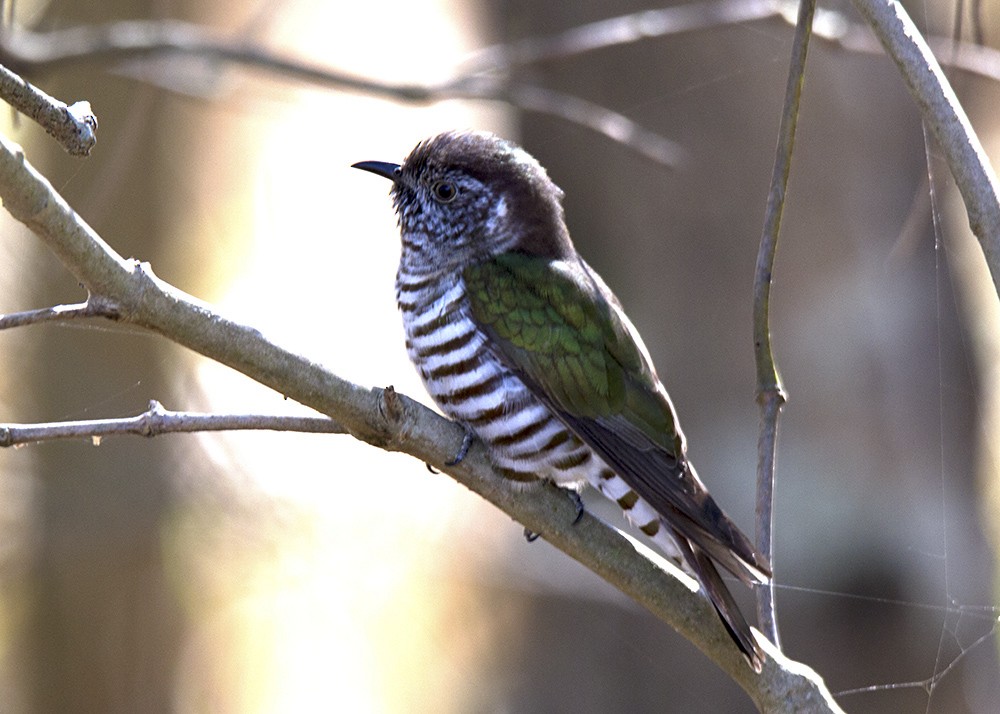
xmin=403 ymin=280 xmax=465 ymax=331
xmin=475 ymin=404 xmax=564 ymax=453
xmin=399 ymin=270 xmax=588 ymax=483
xmin=408 ymin=321 xmax=483 ymax=372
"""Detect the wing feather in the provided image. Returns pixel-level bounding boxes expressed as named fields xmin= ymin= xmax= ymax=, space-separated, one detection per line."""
xmin=464 ymin=253 xmax=771 ymax=582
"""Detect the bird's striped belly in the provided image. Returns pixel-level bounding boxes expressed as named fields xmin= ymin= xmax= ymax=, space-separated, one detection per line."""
xmin=402 ymin=289 xmax=581 ymax=484
xmin=398 ymin=276 xmax=584 ymax=482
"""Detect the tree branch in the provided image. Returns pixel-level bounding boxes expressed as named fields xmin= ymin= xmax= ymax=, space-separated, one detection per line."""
xmin=752 ymin=0 xmax=816 ymax=650
xmin=0 ymin=20 xmax=682 ymax=167
xmin=461 ymin=0 xmax=782 ymax=72
xmin=0 ymin=62 xmax=97 ymax=155
xmin=850 ymin=0 xmax=1000 ymax=295
xmin=0 ymin=300 xmax=111 ymax=329
xmin=0 ymin=399 xmax=344 ymax=447
xmin=0 ymin=114 xmax=843 ymax=713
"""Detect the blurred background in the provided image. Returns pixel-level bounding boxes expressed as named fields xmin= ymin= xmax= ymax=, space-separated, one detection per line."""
xmin=0 ymin=0 xmax=999 ymax=711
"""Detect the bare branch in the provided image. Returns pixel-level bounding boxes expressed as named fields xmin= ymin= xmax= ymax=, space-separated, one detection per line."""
xmin=0 ymin=399 xmax=344 ymax=447
xmin=462 ymin=0 xmax=783 ymax=72
xmin=801 ymin=3 xmax=1000 ymax=84
xmin=0 ymin=105 xmax=843 ymax=713
xmin=850 ymin=0 xmax=1000 ymax=294
xmin=1 ymin=21 xmax=429 ymax=99
xmin=752 ymin=0 xmax=815 ymax=649
xmin=0 ymin=20 xmax=682 ymax=167
xmin=0 ymin=62 xmax=97 ymax=155
xmin=0 ymin=300 xmax=116 ymax=329
xmin=503 ymin=84 xmax=685 ymax=166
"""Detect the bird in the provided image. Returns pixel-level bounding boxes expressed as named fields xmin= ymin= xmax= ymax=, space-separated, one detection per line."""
xmin=353 ymin=130 xmax=771 ymax=671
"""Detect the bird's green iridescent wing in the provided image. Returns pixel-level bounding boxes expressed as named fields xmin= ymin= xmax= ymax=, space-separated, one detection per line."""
xmin=463 ymin=252 xmax=769 ymax=581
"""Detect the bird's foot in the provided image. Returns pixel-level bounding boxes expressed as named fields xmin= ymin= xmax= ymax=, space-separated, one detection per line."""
xmin=445 ymin=426 xmax=475 ymax=466
xmin=425 ymin=426 xmax=474 ymax=473
xmin=523 ymin=488 xmax=586 ymax=543
xmin=568 ymin=489 xmax=585 ymax=525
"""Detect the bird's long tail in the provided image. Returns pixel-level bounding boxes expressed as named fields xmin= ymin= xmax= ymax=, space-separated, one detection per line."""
xmin=674 ymin=533 xmax=765 ymax=673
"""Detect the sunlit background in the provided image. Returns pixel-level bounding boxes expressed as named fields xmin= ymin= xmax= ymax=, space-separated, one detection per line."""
xmin=1 ymin=0 xmax=999 ymax=712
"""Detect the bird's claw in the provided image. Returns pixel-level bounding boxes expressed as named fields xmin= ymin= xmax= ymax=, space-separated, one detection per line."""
xmin=445 ymin=426 xmax=474 ymax=466
xmin=568 ymin=489 xmax=585 ymax=525
xmin=426 ymin=427 xmax=474 ymax=473
xmin=523 ymin=489 xmax=585 ymax=544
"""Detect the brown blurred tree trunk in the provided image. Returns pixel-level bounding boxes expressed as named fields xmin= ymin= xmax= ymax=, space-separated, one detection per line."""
xmin=12 ymin=2 xmax=186 ymax=711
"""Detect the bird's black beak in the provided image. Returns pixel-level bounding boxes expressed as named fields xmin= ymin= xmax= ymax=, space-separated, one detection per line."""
xmin=351 ymin=161 xmax=401 ymax=181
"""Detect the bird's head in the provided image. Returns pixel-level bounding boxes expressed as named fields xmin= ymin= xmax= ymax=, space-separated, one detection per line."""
xmin=354 ymin=130 xmax=574 ymax=276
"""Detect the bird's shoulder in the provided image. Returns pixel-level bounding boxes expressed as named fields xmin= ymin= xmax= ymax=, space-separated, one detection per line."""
xmin=462 ymin=252 xmax=668 ymax=424
xmin=462 ymin=252 xmax=624 ymax=352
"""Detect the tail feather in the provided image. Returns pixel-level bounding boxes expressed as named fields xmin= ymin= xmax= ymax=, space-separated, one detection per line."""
xmin=674 ymin=532 xmax=765 ymax=673
xmin=686 ymin=520 xmax=771 ymax=586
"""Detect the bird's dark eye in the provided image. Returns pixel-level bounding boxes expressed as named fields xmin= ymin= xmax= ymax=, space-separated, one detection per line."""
xmin=431 ymin=180 xmax=458 ymax=203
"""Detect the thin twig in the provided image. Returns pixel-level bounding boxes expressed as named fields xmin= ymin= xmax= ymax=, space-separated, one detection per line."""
xmin=0 ymin=21 xmax=434 ymax=100
xmin=0 ymin=399 xmax=345 ymax=447
xmin=0 ymin=299 xmax=117 ymax=329
xmin=461 ymin=0 xmax=783 ymax=72
xmin=0 ymin=62 xmax=97 ymax=155
xmin=504 ymin=84 xmax=685 ymax=166
xmin=0 ymin=20 xmax=681 ymax=167
xmin=752 ymin=0 xmax=816 ymax=647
